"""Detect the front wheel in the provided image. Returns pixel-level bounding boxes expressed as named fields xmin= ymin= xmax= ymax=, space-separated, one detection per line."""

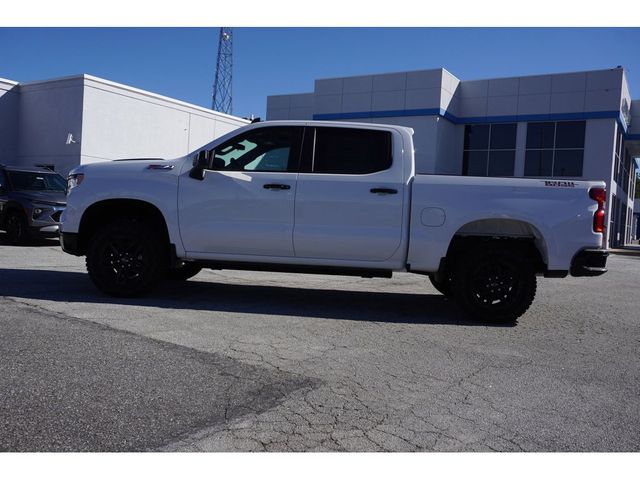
xmin=428 ymin=273 xmax=453 ymax=297
xmin=86 ymin=219 xmax=166 ymax=297
xmin=453 ymin=245 xmax=536 ymax=324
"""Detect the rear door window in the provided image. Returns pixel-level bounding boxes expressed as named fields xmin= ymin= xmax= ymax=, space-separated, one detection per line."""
xmin=312 ymin=127 xmax=392 ymax=174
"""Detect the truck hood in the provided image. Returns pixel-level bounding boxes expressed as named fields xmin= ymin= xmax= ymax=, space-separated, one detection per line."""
xmin=69 ymin=157 xmax=183 ymax=176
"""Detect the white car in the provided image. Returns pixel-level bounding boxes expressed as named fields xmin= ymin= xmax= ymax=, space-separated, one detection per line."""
xmin=60 ymin=121 xmax=608 ymax=323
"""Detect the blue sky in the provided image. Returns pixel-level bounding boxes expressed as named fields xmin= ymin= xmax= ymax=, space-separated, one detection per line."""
xmin=1 ymin=28 xmax=639 ymax=119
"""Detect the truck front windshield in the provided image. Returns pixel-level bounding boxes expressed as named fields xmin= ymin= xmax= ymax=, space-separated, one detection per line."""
xmin=7 ymin=171 xmax=67 ymax=192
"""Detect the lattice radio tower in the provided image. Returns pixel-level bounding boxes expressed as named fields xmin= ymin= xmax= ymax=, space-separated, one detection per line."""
xmin=211 ymin=27 xmax=233 ymax=114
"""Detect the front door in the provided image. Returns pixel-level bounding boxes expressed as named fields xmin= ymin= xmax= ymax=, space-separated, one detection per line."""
xmin=178 ymin=126 xmax=303 ymax=258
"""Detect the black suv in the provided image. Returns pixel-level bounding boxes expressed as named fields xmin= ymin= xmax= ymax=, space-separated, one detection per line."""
xmin=0 ymin=165 xmax=67 ymax=244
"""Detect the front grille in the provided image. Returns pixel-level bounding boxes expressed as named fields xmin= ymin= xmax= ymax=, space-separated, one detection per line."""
xmin=51 ymin=210 xmax=63 ymax=222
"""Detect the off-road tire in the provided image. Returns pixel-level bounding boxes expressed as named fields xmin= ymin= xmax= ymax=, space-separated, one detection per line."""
xmin=166 ymin=262 xmax=202 ymax=281
xmin=453 ymin=244 xmax=536 ymax=324
xmin=86 ymin=219 xmax=166 ymax=297
xmin=428 ymin=273 xmax=453 ymax=297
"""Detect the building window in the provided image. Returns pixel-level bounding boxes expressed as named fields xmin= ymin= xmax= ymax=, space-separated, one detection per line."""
xmin=524 ymin=121 xmax=585 ymax=177
xmin=463 ymin=123 xmax=516 ymax=176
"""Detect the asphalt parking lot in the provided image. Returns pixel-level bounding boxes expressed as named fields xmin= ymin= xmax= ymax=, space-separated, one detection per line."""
xmin=1 ymin=236 xmax=639 ymax=452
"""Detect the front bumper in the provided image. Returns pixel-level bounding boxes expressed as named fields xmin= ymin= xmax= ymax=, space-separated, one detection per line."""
xmin=60 ymin=231 xmax=81 ymax=256
xmin=30 ymin=224 xmax=60 ymax=238
xmin=570 ymin=248 xmax=608 ymax=277
xmin=29 ymin=206 xmax=65 ymax=238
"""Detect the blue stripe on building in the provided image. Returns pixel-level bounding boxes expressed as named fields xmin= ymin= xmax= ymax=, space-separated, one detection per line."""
xmin=313 ymin=109 xmax=640 ymax=140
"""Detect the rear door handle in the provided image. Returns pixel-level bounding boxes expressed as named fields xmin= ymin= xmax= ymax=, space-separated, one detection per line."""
xmin=263 ymin=183 xmax=291 ymax=190
xmin=370 ymin=188 xmax=398 ymax=195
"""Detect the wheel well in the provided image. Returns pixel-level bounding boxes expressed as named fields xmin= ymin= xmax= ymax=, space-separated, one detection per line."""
xmin=441 ymin=219 xmax=548 ymax=276
xmin=77 ymin=199 xmax=170 ymax=255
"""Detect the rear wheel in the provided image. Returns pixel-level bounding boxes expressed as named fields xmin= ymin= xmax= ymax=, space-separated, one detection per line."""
xmin=86 ymin=219 xmax=166 ymax=297
xmin=166 ymin=262 xmax=202 ymax=281
xmin=6 ymin=211 xmax=30 ymax=245
xmin=453 ymin=245 xmax=536 ymax=324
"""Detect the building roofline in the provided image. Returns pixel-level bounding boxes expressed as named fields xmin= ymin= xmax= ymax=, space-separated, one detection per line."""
xmin=82 ymin=74 xmax=247 ymax=122
xmin=462 ymin=66 xmax=626 ymax=84
xmin=15 ymin=73 xmax=249 ymax=123
xmin=311 ymin=66 xmax=626 ymax=86
xmin=314 ymin=67 xmax=447 ymax=83
xmin=0 ymin=78 xmax=19 ymax=87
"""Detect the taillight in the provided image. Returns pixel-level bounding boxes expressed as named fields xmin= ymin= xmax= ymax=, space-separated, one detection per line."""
xmin=589 ymin=187 xmax=606 ymax=233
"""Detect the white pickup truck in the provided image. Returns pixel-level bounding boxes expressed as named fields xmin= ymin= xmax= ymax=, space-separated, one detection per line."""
xmin=60 ymin=120 xmax=608 ymax=323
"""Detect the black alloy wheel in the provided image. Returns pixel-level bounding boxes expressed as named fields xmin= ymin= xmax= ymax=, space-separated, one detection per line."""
xmin=453 ymin=245 xmax=536 ymax=324
xmin=86 ymin=219 xmax=165 ymax=297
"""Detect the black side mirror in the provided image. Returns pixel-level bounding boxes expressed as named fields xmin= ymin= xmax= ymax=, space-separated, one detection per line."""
xmin=189 ymin=150 xmax=210 ymax=180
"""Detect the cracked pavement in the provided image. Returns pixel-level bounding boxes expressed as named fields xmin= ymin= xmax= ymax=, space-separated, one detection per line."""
xmin=1 ymin=237 xmax=639 ymax=451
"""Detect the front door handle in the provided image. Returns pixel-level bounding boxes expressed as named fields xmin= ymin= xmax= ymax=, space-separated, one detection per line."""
xmin=263 ymin=183 xmax=291 ymax=190
xmin=370 ymin=188 xmax=398 ymax=195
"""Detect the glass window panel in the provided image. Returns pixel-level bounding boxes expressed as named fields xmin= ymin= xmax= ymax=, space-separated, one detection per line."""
xmin=212 ymin=126 xmax=302 ymax=172
xmin=464 ymin=124 xmax=490 ymax=150
xmin=488 ymin=150 xmax=515 ymax=177
xmin=555 ymin=121 xmax=585 ymax=149
xmin=313 ymin=127 xmax=392 ymax=174
xmin=490 ymin=123 xmax=517 ymax=150
xmin=463 ymin=150 xmax=488 ymax=176
xmin=524 ymin=150 xmax=554 ymax=176
xmin=244 ymin=147 xmax=290 ymax=171
xmin=553 ymin=150 xmax=583 ymax=177
xmin=526 ymin=122 xmax=555 ymax=149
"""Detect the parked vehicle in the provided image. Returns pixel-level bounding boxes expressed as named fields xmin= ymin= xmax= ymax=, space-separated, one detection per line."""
xmin=59 ymin=121 xmax=608 ymax=323
xmin=0 ymin=165 xmax=67 ymax=244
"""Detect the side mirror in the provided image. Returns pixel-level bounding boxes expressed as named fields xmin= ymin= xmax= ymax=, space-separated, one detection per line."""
xmin=189 ymin=150 xmax=210 ymax=180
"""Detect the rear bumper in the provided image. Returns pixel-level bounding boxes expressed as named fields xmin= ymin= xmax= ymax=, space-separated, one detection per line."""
xmin=59 ymin=231 xmax=81 ymax=256
xmin=570 ymin=248 xmax=608 ymax=277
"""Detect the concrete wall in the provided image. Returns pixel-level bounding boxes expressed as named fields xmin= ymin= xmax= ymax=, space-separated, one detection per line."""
xmin=267 ymin=93 xmax=314 ymax=120
xmin=583 ymin=118 xmax=617 ymax=184
xmin=451 ymin=68 xmax=624 ymax=120
xmin=18 ymin=76 xmax=85 ymax=174
xmin=266 ymin=67 xmax=631 ymax=179
xmin=629 ymin=99 xmax=640 ymax=136
xmin=3 ymin=74 xmax=249 ymax=176
xmin=80 ymin=76 xmax=248 ymax=167
xmin=0 ymin=79 xmax=19 ymax=165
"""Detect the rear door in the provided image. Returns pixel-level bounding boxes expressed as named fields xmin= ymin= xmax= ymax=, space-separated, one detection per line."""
xmin=178 ymin=126 xmax=303 ymax=257
xmin=293 ymin=126 xmax=404 ymax=261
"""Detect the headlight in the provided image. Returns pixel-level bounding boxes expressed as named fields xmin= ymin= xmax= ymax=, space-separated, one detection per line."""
xmin=67 ymin=173 xmax=85 ymax=192
xmin=32 ymin=205 xmax=52 ymax=219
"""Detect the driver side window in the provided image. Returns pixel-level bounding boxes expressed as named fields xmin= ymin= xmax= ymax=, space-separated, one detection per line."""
xmin=211 ymin=126 xmax=303 ymax=173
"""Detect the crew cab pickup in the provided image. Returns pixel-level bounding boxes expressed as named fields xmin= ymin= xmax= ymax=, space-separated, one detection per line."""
xmin=60 ymin=121 xmax=608 ymax=323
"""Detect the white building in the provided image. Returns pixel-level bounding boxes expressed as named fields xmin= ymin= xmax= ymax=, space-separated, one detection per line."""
xmin=0 ymin=74 xmax=249 ymax=176
xmin=267 ymin=67 xmax=640 ymax=248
